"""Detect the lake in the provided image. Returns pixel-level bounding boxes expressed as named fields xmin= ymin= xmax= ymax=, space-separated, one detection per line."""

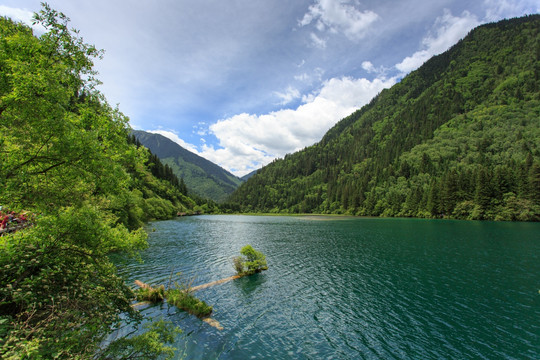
xmin=113 ymin=215 xmax=540 ymax=359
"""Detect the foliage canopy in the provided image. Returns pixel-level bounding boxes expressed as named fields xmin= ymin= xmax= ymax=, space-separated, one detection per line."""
xmin=0 ymin=5 xmax=196 ymax=358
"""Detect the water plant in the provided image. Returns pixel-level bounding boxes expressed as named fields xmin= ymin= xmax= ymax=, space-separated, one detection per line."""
xmin=135 ymin=285 xmax=165 ymax=303
xmin=134 ymin=274 xmax=213 ymax=318
xmin=166 ymin=289 xmax=213 ymax=318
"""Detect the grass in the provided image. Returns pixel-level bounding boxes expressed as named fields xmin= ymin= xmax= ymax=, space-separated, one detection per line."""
xmin=165 ymin=289 xmax=213 ymax=318
xmin=135 ymin=285 xmax=165 ymax=302
xmin=134 ymin=281 xmax=212 ymax=318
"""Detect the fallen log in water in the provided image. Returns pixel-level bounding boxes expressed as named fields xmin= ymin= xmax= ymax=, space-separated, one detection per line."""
xmin=190 ymin=275 xmax=242 ymax=291
xmin=134 ymin=280 xmax=153 ymax=289
xmin=134 ymin=269 xmax=267 ymax=331
xmin=202 ymin=317 xmax=224 ymax=330
xmin=133 ymin=280 xmax=222 ymax=331
xmin=131 ymin=301 xmax=151 ymax=308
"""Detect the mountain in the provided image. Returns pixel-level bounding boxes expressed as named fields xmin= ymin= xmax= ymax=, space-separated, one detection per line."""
xmin=132 ymin=130 xmax=243 ymax=202
xmin=229 ymin=15 xmax=540 ymax=221
xmin=241 ymin=169 xmax=259 ymax=181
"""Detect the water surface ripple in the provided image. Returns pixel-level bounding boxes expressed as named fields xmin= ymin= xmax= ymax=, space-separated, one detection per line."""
xmin=113 ymin=215 xmax=540 ymax=359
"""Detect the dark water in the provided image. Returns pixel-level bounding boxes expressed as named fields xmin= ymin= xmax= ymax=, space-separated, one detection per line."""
xmin=113 ymin=215 xmax=540 ymax=359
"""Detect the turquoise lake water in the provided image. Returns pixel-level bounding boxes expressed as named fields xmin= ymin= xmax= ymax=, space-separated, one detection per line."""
xmin=112 ymin=215 xmax=540 ymax=359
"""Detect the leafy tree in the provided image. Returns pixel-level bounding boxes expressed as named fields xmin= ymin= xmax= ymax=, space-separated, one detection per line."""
xmin=0 ymin=5 xmax=188 ymax=358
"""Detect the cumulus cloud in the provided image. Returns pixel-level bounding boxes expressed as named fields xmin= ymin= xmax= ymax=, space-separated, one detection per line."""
xmin=395 ymin=9 xmax=479 ymax=73
xmin=274 ymin=86 xmax=302 ymax=105
xmin=361 ymin=61 xmax=376 ymax=73
xmin=0 ymin=5 xmax=46 ymax=33
xmin=299 ymin=0 xmax=379 ymax=41
xmin=0 ymin=5 xmax=34 ymax=24
xmin=147 ymin=129 xmax=200 ymax=154
xmin=483 ymin=0 xmax=540 ymax=21
xmin=199 ymin=75 xmax=396 ymax=176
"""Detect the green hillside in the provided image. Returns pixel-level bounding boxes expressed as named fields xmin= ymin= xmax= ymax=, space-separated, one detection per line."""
xmin=133 ymin=130 xmax=243 ymax=202
xmin=229 ymin=15 xmax=540 ymax=221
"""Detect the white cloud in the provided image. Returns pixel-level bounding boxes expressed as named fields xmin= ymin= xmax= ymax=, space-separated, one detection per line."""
xmin=310 ymin=32 xmax=327 ymax=49
xmin=300 ymin=0 xmax=379 ymax=41
xmin=294 ymin=73 xmax=310 ymax=82
xmin=395 ymin=50 xmax=432 ymax=74
xmin=200 ymin=75 xmax=396 ymax=176
xmin=0 ymin=5 xmax=46 ymax=33
xmin=361 ymin=61 xmax=375 ymax=73
xmin=483 ymin=0 xmax=540 ymax=21
xmin=147 ymin=130 xmax=200 ymax=154
xmin=294 ymin=68 xmax=325 ymax=84
xmin=274 ymin=86 xmax=301 ymax=105
xmin=395 ymin=9 xmax=479 ymax=74
xmin=0 ymin=5 xmax=33 ymax=24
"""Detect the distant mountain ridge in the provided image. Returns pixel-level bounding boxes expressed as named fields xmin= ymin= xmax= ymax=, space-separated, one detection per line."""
xmin=132 ymin=130 xmax=243 ymax=202
xmin=241 ymin=169 xmax=258 ymax=181
xmin=229 ymin=15 xmax=540 ymax=221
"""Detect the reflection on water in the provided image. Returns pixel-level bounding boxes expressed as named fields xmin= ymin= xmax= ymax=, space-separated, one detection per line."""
xmin=113 ymin=215 xmax=540 ymax=359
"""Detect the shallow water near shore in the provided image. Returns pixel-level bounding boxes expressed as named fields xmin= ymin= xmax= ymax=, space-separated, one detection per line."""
xmin=113 ymin=215 xmax=540 ymax=359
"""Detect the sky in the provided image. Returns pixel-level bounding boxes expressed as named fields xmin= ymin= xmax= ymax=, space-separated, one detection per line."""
xmin=1 ymin=1 xmax=539 ymax=176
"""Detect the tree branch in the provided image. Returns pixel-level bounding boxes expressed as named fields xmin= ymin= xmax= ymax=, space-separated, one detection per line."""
xmin=5 ymin=134 xmax=55 ymax=179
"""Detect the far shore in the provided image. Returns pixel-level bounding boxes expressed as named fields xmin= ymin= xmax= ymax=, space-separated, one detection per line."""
xmin=209 ymin=212 xmax=362 ymax=220
xmin=185 ymin=213 xmax=497 ymax=222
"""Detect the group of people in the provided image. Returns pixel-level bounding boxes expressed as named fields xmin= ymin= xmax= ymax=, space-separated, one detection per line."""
xmin=0 ymin=207 xmax=33 ymax=235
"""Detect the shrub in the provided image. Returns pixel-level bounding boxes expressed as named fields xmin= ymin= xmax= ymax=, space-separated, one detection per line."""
xmin=232 ymin=256 xmax=244 ymax=274
xmin=234 ymin=245 xmax=268 ymax=276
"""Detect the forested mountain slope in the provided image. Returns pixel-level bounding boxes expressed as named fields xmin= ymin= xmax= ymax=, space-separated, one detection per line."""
xmin=229 ymin=15 xmax=540 ymax=221
xmin=241 ymin=169 xmax=259 ymax=181
xmin=133 ymin=130 xmax=243 ymax=202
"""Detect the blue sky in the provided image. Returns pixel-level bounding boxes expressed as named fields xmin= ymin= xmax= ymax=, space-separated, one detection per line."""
xmin=2 ymin=1 xmax=539 ymax=176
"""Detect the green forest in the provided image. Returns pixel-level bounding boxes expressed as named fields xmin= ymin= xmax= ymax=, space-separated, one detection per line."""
xmin=0 ymin=6 xmax=204 ymax=358
xmin=229 ymin=15 xmax=540 ymax=221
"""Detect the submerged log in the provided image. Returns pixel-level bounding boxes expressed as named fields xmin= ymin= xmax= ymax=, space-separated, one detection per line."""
xmin=133 ymin=280 xmax=223 ymax=330
xmin=134 ymin=269 xmax=266 ymax=330
xmin=131 ymin=301 xmax=151 ymax=308
xmin=134 ymin=280 xmax=153 ymax=289
xmin=202 ymin=317 xmax=223 ymax=330
xmin=190 ymin=275 xmax=242 ymax=291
